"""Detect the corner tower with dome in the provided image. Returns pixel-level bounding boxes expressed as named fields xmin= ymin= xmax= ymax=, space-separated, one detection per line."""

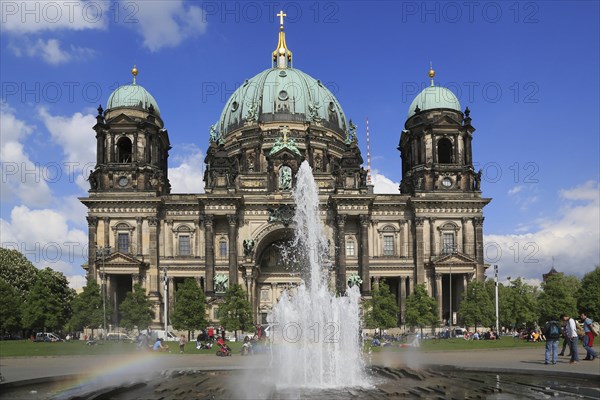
xmin=81 ymin=14 xmax=490 ymax=330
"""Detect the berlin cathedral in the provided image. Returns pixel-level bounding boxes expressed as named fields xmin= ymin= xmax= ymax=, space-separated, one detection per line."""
xmin=81 ymin=14 xmax=490 ymax=328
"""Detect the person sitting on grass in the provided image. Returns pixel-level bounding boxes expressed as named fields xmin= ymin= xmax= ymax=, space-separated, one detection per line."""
xmin=152 ymin=338 xmax=169 ymax=352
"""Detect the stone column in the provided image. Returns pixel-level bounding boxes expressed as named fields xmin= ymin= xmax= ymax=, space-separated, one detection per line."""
xmin=96 ymin=132 xmax=104 ymax=165
xmin=407 ymin=220 xmax=413 ymax=258
xmin=108 ymin=134 xmax=114 ymax=162
xmin=195 ymin=219 xmax=202 ymax=258
xmin=136 ymin=217 xmax=143 ymax=255
xmin=87 ymin=216 xmax=98 ymax=279
xmin=399 ymin=277 xmax=406 ymax=324
xmin=436 ymin=273 xmax=443 ymax=322
xmin=148 ymin=217 xmax=159 ymax=294
xmin=373 ymin=276 xmax=380 ymax=290
xmin=227 ymin=214 xmax=238 ymax=285
xmin=103 ymin=216 xmax=110 ymax=248
xmin=474 ymin=217 xmax=485 ymax=281
xmin=414 ymin=218 xmax=425 ymax=284
xmin=461 ymin=217 xmax=468 ymax=254
xmin=166 ymin=219 xmax=174 ymax=257
xmin=203 ymin=215 xmax=215 ymax=294
xmin=133 ymin=131 xmax=138 ymax=162
xmin=168 ymin=277 xmax=175 ymax=312
xmin=359 ymin=215 xmax=371 ymax=294
xmin=408 ymin=276 xmax=414 ymax=295
xmin=336 ymin=214 xmax=347 ymax=293
xmin=399 ymin=221 xmax=405 ymax=258
xmin=429 ymin=217 xmax=436 ymax=257
xmin=463 ymin=274 xmax=468 ymax=292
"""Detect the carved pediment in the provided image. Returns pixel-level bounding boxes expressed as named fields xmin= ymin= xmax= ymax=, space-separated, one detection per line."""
xmin=431 ymin=252 xmax=477 ymax=265
xmin=104 ymin=251 xmax=144 ymax=266
xmin=430 ymin=114 xmax=462 ymax=127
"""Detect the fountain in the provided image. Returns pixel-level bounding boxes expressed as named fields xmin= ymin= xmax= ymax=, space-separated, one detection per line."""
xmin=268 ymin=161 xmax=367 ymax=388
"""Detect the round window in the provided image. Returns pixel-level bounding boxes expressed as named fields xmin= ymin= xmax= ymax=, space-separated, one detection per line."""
xmin=231 ymin=101 xmax=239 ymax=111
xmin=278 ymin=90 xmax=289 ymax=101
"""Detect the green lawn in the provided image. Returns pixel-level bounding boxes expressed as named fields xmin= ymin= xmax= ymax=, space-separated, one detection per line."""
xmin=0 ymin=340 xmax=245 ymax=357
xmin=367 ymin=338 xmax=546 ymax=352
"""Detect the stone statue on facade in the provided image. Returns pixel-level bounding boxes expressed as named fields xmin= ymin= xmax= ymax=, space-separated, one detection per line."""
xmin=245 ymin=101 xmax=257 ymax=123
xmin=279 ymin=165 xmax=292 ymax=190
xmin=243 ymin=239 xmax=255 ymax=257
xmin=308 ymin=101 xmax=321 ymax=122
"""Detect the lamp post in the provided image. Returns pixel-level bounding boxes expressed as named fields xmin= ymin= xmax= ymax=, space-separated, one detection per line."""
xmin=163 ymin=267 xmax=168 ymax=334
xmin=98 ymin=245 xmax=111 ymax=337
xmin=448 ymin=245 xmax=456 ymax=336
xmin=494 ymin=265 xmax=500 ymax=336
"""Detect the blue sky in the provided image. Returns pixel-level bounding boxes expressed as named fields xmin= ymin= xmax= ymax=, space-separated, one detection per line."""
xmin=1 ymin=1 xmax=598 ymax=287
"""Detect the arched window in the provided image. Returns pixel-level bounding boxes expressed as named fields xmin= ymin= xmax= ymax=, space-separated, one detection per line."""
xmin=218 ymin=238 xmax=228 ymax=258
xmin=117 ymin=137 xmax=133 ymax=163
xmin=345 ymin=237 xmax=356 ymax=257
xmin=437 ymin=138 xmax=453 ymax=164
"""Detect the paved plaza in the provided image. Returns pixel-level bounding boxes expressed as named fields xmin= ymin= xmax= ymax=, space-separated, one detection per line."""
xmin=1 ymin=345 xmax=598 ymax=385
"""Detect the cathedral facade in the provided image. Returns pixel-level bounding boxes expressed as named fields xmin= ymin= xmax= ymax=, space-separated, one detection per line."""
xmin=81 ymin=18 xmax=490 ymax=328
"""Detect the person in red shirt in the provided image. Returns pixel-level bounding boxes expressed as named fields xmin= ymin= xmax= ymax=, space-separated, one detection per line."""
xmin=208 ymin=326 xmax=214 ymax=343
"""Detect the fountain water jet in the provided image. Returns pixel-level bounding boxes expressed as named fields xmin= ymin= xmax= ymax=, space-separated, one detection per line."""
xmin=269 ymin=161 xmax=368 ymax=388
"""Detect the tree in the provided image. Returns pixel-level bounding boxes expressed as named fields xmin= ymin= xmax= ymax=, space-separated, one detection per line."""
xmin=70 ymin=278 xmax=104 ymax=337
xmin=577 ymin=267 xmax=600 ymax=316
xmin=364 ymin=280 xmax=399 ymax=329
xmin=39 ymin=268 xmax=76 ymax=326
xmin=0 ymin=278 xmax=22 ymax=334
xmin=538 ymin=273 xmax=579 ymax=322
xmin=497 ymin=278 xmax=538 ymax=330
xmin=459 ymin=280 xmax=494 ymax=330
xmin=21 ymin=276 xmax=65 ymax=332
xmin=405 ymin=284 xmax=438 ymax=337
xmin=218 ymin=284 xmax=254 ymax=339
xmin=119 ymin=284 xmax=154 ymax=333
xmin=171 ymin=278 xmax=207 ymax=340
xmin=0 ymin=248 xmax=39 ymax=298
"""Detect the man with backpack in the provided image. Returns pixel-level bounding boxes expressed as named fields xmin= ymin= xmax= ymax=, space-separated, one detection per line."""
xmin=580 ymin=312 xmax=598 ymax=361
xmin=544 ymin=316 xmax=561 ymax=365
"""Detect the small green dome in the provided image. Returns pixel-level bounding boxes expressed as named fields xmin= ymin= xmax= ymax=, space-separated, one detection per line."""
xmin=408 ymin=85 xmax=461 ymax=118
xmin=217 ymin=67 xmax=347 ymax=137
xmin=106 ymin=83 xmax=161 ymax=116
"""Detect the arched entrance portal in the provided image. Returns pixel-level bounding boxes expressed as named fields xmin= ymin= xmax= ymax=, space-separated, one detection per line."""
xmin=252 ymin=226 xmax=303 ymax=324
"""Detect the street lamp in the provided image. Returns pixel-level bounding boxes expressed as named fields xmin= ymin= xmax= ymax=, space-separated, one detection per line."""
xmin=163 ymin=267 xmax=168 ymax=334
xmin=448 ymin=246 xmax=456 ymax=337
xmin=494 ymin=265 xmax=499 ymax=336
xmin=97 ymin=245 xmax=111 ymax=337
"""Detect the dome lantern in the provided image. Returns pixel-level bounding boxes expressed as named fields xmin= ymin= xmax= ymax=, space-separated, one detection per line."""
xmin=106 ymin=65 xmax=161 ymax=116
xmin=272 ymin=10 xmax=292 ymax=68
xmin=407 ymin=65 xmax=461 ymax=119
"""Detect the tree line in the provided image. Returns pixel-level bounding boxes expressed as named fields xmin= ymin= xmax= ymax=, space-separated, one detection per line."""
xmin=2 ymin=247 xmax=598 ymax=337
xmin=362 ymin=267 xmax=600 ymax=332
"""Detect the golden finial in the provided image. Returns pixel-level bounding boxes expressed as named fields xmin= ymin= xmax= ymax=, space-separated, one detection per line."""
xmin=428 ymin=62 xmax=435 ymax=86
xmin=131 ymin=65 xmax=138 ymax=85
xmin=273 ymin=10 xmax=292 ymax=68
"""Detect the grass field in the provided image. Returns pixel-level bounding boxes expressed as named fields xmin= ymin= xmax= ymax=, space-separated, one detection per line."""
xmin=0 ymin=337 xmax=545 ymax=357
xmin=367 ymin=338 xmax=546 ymax=352
xmin=0 ymin=340 xmax=245 ymax=357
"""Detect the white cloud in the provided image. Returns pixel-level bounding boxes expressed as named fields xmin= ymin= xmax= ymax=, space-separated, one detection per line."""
xmin=9 ymin=38 xmax=96 ymax=65
xmin=1 ymin=205 xmax=89 ymax=282
xmin=508 ymin=185 xmax=523 ymax=196
xmin=38 ymin=107 xmax=96 ymax=191
xmin=168 ymin=145 xmax=205 ymax=193
xmin=485 ymin=180 xmax=600 ymax=281
xmin=129 ymin=1 xmax=207 ymax=52
xmin=371 ymin=169 xmax=400 ymax=194
xmin=0 ymin=103 xmax=53 ymax=207
xmin=1 ymin=1 xmax=108 ymax=33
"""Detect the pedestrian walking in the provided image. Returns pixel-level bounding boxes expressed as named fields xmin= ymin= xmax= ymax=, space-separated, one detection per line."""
xmin=561 ymin=313 xmax=579 ymax=364
xmin=179 ymin=335 xmax=186 ymax=353
xmin=580 ymin=312 xmax=598 ymax=361
xmin=543 ymin=316 xmax=560 ymax=365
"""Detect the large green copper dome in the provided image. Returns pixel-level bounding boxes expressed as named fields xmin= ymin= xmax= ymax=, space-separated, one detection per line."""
xmin=106 ymin=68 xmax=161 ymax=116
xmin=217 ymin=67 xmax=347 ymax=136
xmin=408 ymin=85 xmax=461 ymax=118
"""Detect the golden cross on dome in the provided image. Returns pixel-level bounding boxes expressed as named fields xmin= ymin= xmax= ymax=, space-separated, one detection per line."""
xmin=277 ymin=10 xmax=286 ymax=26
xmin=280 ymin=126 xmax=290 ymax=142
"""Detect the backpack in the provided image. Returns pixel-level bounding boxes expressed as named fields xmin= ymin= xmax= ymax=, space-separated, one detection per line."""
xmin=590 ymin=321 xmax=600 ymax=337
xmin=548 ymin=321 xmax=560 ymax=340
xmin=575 ymin=321 xmax=585 ymax=337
